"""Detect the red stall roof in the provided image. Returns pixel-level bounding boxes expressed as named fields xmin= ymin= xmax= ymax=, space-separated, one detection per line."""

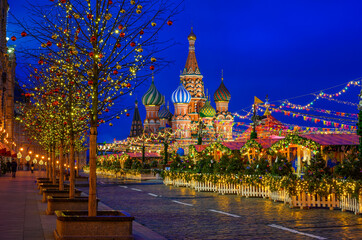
xmin=301 ymin=133 xmax=359 ymax=146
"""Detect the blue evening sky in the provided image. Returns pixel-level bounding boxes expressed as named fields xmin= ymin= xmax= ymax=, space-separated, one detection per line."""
xmin=7 ymin=0 xmax=362 ymax=143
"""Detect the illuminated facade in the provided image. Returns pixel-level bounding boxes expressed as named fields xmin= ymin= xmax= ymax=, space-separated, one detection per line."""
xmin=137 ymin=29 xmax=234 ymax=142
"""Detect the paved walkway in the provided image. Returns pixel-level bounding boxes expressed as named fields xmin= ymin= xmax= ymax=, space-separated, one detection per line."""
xmin=0 ymin=170 xmax=46 ymax=240
xmin=0 ymin=171 xmax=165 ymax=240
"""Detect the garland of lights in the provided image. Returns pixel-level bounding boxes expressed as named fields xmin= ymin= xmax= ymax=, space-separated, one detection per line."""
xmin=240 ymin=139 xmax=263 ymax=156
xmin=269 ymin=134 xmax=320 ymax=154
xmin=272 ymin=108 xmax=357 ymax=129
xmin=202 ymin=142 xmax=232 ymax=157
xmin=162 ymin=171 xmax=361 ymax=198
xmin=282 ymin=80 xmax=360 ymax=108
xmin=316 ymin=94 xmax=358 ymax=107
xmin=279 ymin=101 xmax=358 ymax=118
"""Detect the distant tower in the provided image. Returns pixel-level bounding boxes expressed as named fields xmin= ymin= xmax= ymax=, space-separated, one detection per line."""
xmin=180 ymin=28 xmax=206 ymax=122
xmin=199 ymin=100 xmax=216 ymax=138
xmin=171 ymin=82 xmax=192 ymax=139
xmin=159 ymin=102 xmax=173 ymax=129
xmin=214 ymin=71 xmax=233 ymax=140
xmin=129 ymin=100 xmax=143 ymax=137
xmin=142 ymin=74 xmax=164 ymax=133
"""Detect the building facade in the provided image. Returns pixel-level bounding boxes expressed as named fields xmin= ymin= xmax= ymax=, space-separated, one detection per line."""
xmin=131 ymin=29 xmax=234 ymax=142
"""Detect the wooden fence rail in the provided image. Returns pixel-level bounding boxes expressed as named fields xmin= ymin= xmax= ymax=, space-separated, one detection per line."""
xmin=163 ymin=176 xmax=361 ymax=215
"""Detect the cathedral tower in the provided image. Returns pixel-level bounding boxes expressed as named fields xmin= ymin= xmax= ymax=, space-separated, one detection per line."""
xmin=214 ymin=72 xmax=233 ymax=140
xmin=129 ymin=100 xmax=143 ymax=137
xmin=159 ymin=103 xmax=173 ymax=129
xmin=142 ymin=75 xmax=164 ymax=133
xmin=171 ymin=82 xmax=192 ymax=139
xmin=180 ymin=28 xmax=206 ymax=122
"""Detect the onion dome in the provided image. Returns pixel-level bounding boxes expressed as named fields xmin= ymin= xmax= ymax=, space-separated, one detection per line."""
xmin=159 ymin=105 xmax=173 ymax=119
xmin=188 ymin=27 xmax=196 ymax=41
xmin=171 ymin=83 xmax=191 ymax=104
xmin=142 ymin=76 xmax=164 ymax=106
xmin=199 ymin=101 xmax=216 ymax=118
xmin=214 ymin=77 xmax=231 ymax=102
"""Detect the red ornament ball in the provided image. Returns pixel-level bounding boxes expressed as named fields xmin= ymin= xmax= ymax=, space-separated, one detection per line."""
xmin=126 ymin=113 xmax=130 ymax=117
xmin=113 ymin=70 xmax=118 ymax=75
xmin=139 ymin=30 xmax=144 ymax=35
xmin=10 ymin=36 xmax=16 ymax=41
xmin=116 ymin=43 xmax=121 ymax=48
xmin=21 ymin=31 xmax=27 ymax=37
xmin=46 ymin=41 xmax=52 ymax=46
xmin=119 ymin=32 xmax=125 ymax=38
xmin=167 ymin=20 xmax=173 ymax=26
xmin=118 ymin=24 xmax=123 ymax=30
xmin=149 ymin=65 xmax=155 ymax=70
xmin=108 ymin=0 xmax=113 ymax=4
xmin=87 ymin=14 xmax=93 ymax=19
xmin=130 ymin=42 xmax=136 ymax=47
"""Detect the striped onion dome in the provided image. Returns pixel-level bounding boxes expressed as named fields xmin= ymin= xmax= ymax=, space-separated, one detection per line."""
xmin=142 ymin=78 xmax=164 ymax=106
xmin=158 ymin=105 xmax=173 ymax=119
xmin=199 ymin=101 xmax=216 ymax=118
xmin=214 ymin=80 xmax=231 ymax=102
xmin=171 ymin=83 xmax=191 ymax=104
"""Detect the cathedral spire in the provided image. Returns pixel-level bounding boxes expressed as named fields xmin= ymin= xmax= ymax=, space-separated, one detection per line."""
xmin=184 ymin=27 xmax=200 ymax=74
xmin=130 ymin=99 xmax=143 ymax=137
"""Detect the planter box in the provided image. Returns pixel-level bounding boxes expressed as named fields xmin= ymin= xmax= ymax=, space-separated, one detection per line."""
xmin=37 ymin=177 xmax=50 ymax=181
xmin=54 ymin=210 xmax=134 ymax=240
xmin=75 ymin=176 xmax=89 ymax=187
xmin=39 ymin=185 xmax=70 ymax=194
xmin=46 ymin=197 xmax=98 ymax=215
xmin=37 ymin=180 xmax=59 ymax=189
xmin=42 ymin=189 xmax=82 ymax=203
xmin=75 ymin=176 xmax=88 ymax=182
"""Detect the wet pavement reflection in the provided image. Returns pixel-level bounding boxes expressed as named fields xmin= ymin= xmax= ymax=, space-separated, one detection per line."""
xmin=79 ymin=176 xmax=362 ymax=240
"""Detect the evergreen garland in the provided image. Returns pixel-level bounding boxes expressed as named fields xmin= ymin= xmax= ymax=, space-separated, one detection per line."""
xmin=240 ymin=139 xmax=263 ymax=156
xmin=269 ymin=134 xmax=320 ymax=154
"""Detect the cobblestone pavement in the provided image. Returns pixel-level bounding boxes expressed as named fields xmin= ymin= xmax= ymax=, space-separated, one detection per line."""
xmin=79 ymin=176 xmax=362 ymax=240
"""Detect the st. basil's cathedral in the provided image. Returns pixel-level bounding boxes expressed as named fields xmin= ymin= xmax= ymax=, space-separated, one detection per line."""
xmin=130 ymin=29 xmax=234 ymax=142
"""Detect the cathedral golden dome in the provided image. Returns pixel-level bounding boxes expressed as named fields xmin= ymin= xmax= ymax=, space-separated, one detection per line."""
xmin=188 ymin=28 xmax=196 ymax=41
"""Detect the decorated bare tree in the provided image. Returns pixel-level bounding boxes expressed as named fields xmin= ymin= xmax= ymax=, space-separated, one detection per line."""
xmin=11 ymin=0 xmax=178 ymax=216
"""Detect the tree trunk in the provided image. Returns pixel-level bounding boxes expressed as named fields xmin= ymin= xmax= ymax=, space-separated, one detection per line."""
xmin=69 ymin=138 xmax=75 ymax=199
xmin=88 ymin=126 xmax=97 ymax=216
xmin=142 ymin=143 xmax=145 ymax=163
xmin=164 ymin=143 xmax=168 ymax=165
xmin=46 ymin=151 xmax=50 ymax=179
xmin=59 ymin=142 xmax=64 ymax=191
xmin=76 ymin=151 xmax=80 ymax=177
xmin=52 ymin=147 xmax=56 ymax=184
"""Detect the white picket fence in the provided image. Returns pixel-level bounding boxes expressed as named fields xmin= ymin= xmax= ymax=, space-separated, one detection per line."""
xmin=340 ymin=194 xmax=362 ymax=214
xmin=164 ymin=176 xmax=361 ymax=215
